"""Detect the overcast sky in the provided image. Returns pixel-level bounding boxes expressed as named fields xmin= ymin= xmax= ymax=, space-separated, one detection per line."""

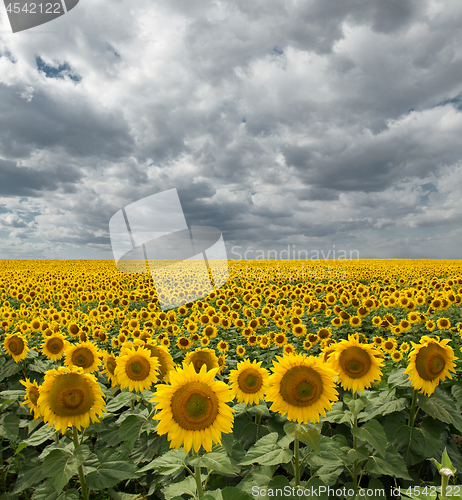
xmin=1 ymin=0 xmax=462 ymax=261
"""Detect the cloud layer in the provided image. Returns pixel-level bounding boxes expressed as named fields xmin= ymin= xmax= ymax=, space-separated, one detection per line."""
xmin=1 ymin=0 xmax=462 ymax=259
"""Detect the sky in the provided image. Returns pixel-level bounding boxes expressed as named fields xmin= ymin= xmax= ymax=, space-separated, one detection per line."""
xmin=0 ymin=0 xmax=462 ymax=261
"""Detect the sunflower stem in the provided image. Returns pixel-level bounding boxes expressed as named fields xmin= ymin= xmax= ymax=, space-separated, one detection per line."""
xmin=294 ymin=434 xmax=301 ymax=488
xmin=408 ymin=388 xmax=418 ymax=427
xmin=194 ymin=466 xmax=204 ymax=499
xmin=255 ymin=412 xmax=262 ymax=440
xmin=72 ymin=427 xmax=89 ymax=500
xmin=352 ymin=391 xmax=358 ymax=489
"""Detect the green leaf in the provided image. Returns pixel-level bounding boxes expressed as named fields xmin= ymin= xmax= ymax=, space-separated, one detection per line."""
xmin=0 ymin=358 xmax=21 ymax=381
xmin=85 ymin=459 xmax=140 ymax=490
xmin=351 ymin=419 xmax=387 ymax=458
xmin=248 ymin=404 xmax=271 ymax=417
xmin=189 ymin=452 xmax=236 ymax=475
xmin=105 ymin=391 xmax=139 ymax=412
xmin=365 ymin=445 xmax=412 ymax=480
xmin=31 ymin=479 xmax=79 ymax=500
xmin=163 ymin=476 xmax=197 ymax=500
xmin=419 ymin=417 xmax=444 ymax=457
xmin=221 ymin=486 xmax=253 ymax=500
xmin=12 ymin=459 xmax=46 ymax=494
xmin=441 ymin=447 xmax=457 ymax=473
xmin=139 ymin=449 xmax=187 ymax=474
xmin=344 ymin=394 xmax=368 ymax=416
xmin=321 ymin=401 xmax=353 ymax=424
xmin=363 ymin=478 xmax=386 ymax=500
xmin=387 ymin=368 xmax=412 ymax=388
xmin=283 ymin=421 xmax=321 ymax=452
xmin=42 ymin=445 xmax=90 ymax=493
xmin=22 ymin=425 xmax=56 ymax=446
xmin=240 ymin=432 xmax=293 ymax=466
xmin=393 ymin=426 xmax=426 ymax=466
xmin=418 ymin=388 xmax=462 ymax=433
xmin=0 ymin=413 xmax=19 ymax=440
xmin=118 ymin=415 xmax=144 ymax=451
xmin=451 ymin=383 xmax=462 ymax=406
xmin=360 ymin=397 xmax=408 ymax=422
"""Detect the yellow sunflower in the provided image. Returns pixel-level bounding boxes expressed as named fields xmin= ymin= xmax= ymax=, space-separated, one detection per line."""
xmin=151 ymin=363 xmax=234 ymax=453
xmin=229 ymin=359 xmax=269 ymax=405
xmin=101 ymin=351 xmax=118 ymax=386
xmin=115 ymin=346 xmax=159 ymax=392
xmin=266 ymin=353 xmax=338 ymax=424
xmin=403 ymin=336 xmax=457 ymax=396
xmin=236 ymin=345 xmax=246 ymax=357
xmin=41 ymin=333 xmax=69 ymax=361
xmin=391 ymin=350 xmax=403 ymax=362
xmin=3 ymin=332 xmax=29 ymax=362
xmin=64 ymin=341 xmax=101 ymax=373
xmin=184 ymin=348 xmax=219 ymax=374
xmin=20 ymin=378 xmax=42 ymax=419
xmin=141 ymin=343 xmax=175 ymax=381
xmin=37 ymin=366 xmax=106 ymax=434
xmin=328 ymin=335 xmax=384 ymax=393
xmin=177 ymin=337 xmax=192 ymax=350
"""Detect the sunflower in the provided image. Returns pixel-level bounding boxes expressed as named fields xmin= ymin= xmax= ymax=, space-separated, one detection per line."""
xmin=3 ymin=332 xmax=29 ymax=362
xmin=184 ymin=348 xmax=219 ymax=373
xmin=303 ymin=340 xmax=312 ymax=351
xmin=64 ymin=341 xmax=101 ymax=373
xmin=177 ymin=337 xmax=192 ymax=350
xmin=274 ymin=333 xmax=287 ymax=347
xmin=200 ymin=336 xmax=210 ymax=347
xmin=292 ymin=325 xmax=307 ymax=338
xmin=20 ymin=378 xmax=42 ymax=419
xmin=382 ymin=338 xmax=397 ymax=354
xmin=229 ymin=359 xmax=269 ymax=405
xmin=391 ymin=351 xmax=403 ymax=362
xmin=283 ymin=344 xmax=295 ymax=355
xmin=400 ymin=342 xmax=410 ymax=353
xmin=101 ymin=351 xmax=118 ymax=386
xmin=266 ymin=353 xmax=338 ymax=424
xmin=426 ymin=320 xmax=436 ymax=332
xmin=115 ymin=346 xmax=159 ymax=392
xmin=236 ymin=345 xmax=246 ymax=357
xmin=403 ymin=336 xmax=457 ymax=396
xmin=328 ymin=335 xmax=384 ymax=393
xmin=437 ymin=318 xmax=451 ymax=330
xmin=259 ymin=335 xmax=271 ymax=349
xmin=203 ymin=326 xmax=218 ymax=339
xmin=151 ymin=363 xmax=234 ymax=453
xmin=217 ymin=341 xmax=229 ymax=353
xmin=350 ymin=316 xmax=362 ymax=327
xmin=142 ymin=343 xmax=176 ymax=382
xmin=37 ymin=366 xmax=106 ymax=434
xmin=41 ymin=333 xmax=69 ymax=361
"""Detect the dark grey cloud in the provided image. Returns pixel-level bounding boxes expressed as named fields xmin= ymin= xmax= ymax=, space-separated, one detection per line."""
xmin=0 ymin=159 xmax=82 ymax=196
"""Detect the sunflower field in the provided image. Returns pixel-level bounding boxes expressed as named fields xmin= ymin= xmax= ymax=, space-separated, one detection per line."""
xmin=2 ymin=259 xmax=462 ymax=500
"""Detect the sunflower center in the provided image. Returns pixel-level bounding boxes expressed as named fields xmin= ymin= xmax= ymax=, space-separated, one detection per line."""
xmin=280 ymin=365 xmax=323 ymax=407
xmin=8 ymin=336 xmax=24 ymax=354
xmin=339 ymin=346 xmax=371 ymax=379
xmin=126 ymin=355 xmax=151 ymax=380
xmin=49 ymin=338 xmax=64 ymax=353
xmin=171 ymin=381 xmax=219 ymax=430
xmin=190 ymin=353 xmax=215 ymax=373
xmin=107 ymin=360 xmax=115 ymax=374
xmin=29 ymin=388 xmax=39 ymax=405
xmin=415 ymin=344 xmax=447 ymax=380
xmin=71 ymin=348 xmax=94 ymax=369
xmin=238 ymin=368 xmax=263 ymax=394
xmin=48 ymin=373 xmax=94 ymax=416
